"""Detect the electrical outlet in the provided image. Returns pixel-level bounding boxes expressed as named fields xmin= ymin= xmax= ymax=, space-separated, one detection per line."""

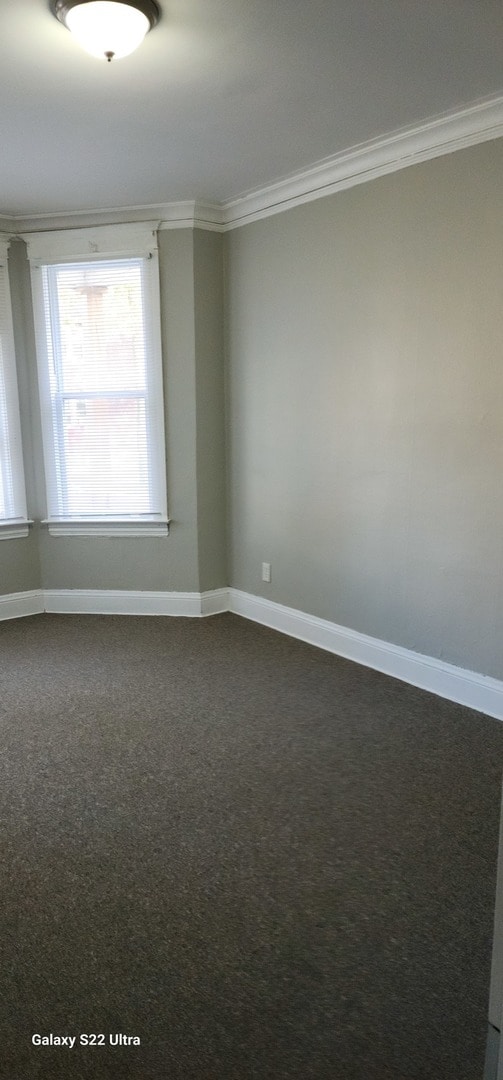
xmin=261 ymin=562 xmax=271 ymax=583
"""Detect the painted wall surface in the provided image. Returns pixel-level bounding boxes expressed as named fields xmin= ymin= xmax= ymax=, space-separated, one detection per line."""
xmin=0 ymin=537 xmax=40 ymax=595
xmin=226 ymin=139 xmax=503 ymax=680
xmin=0 ymin=241 xmax=41 ymax=595
xmin=193 ymin=229 xmax=227 ymax=591
xmin=1 ymin=230 xmax=227 ymax=595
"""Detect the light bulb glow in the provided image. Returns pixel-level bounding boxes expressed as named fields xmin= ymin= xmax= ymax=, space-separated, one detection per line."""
xmin=66 ymin=1 xmax=150 ymax=60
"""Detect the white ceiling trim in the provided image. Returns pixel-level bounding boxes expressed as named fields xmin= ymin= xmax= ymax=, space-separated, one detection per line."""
xmin=9 ymin=201 xmax=218 ymax=235
xmin=220 ymin=91 xmax=503 ymax=229
xmin=158 ymin=202 xmax=224 ymax=232
xmin=5 ymin=92 xmax=503 ymax=235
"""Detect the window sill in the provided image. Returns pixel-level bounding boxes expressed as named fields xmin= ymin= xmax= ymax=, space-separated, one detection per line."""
xmin=0 ymin=520 xmax=33 ymax=540
xmin=43 ymin=518 xmax=170 ymax=538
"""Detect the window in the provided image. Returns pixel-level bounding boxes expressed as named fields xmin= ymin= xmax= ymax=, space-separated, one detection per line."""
xmin=28 ymin=224 xmax=167 ymax=536
xmin=0 ymin=236 xmax=28 ymax=538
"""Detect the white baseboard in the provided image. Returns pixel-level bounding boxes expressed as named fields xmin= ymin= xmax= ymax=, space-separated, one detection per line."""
xmin=228 ymin=589 xmax=503 ymax=722
xmin=43 ymin=589 xmax=220 ymax=617
xmin=200 ymin=588 xmax=230 ymax=616
xmin=1 ymin=587 xmax=229 ymax=619
xmin=2 ymin=585 xmax=502 ymax=721
xmin=0 ymin=589 xmax=44 ymax=620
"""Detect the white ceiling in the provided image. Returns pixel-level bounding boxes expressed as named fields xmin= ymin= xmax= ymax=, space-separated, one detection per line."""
xmin=1 ymin=0 xmax=502 ymax=218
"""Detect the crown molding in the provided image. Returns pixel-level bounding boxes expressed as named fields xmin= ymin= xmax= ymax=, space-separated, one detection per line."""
xmin=220 ymin=92 xmax=503 ymax=229
xmin=2 ymin=92 xmax=502 ymax=234
xmin=6 ymin=200 xmax=225 ymax=235
xmin=0 ymin=217 xmax=16 ymax=235
xmin=159 ymin=201 xmax=224 ymax=232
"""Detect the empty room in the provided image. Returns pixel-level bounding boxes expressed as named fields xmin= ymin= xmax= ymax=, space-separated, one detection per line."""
xmin=1 ymin=2 xmax=503 ymax=1078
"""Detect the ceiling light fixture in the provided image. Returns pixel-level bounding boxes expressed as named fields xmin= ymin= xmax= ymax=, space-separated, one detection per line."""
xmin=51 ymin=0 xmax=160 ymax=62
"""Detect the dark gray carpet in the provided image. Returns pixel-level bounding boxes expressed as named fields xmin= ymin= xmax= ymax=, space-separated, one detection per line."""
xmin=0 ymin=612 xmax=502 ymax=1080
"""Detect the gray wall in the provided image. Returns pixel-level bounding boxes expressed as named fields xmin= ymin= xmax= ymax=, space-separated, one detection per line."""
xmin=194 ymin=229 xmax=227 ymax=591
xmin=1 ymin=229 xmax=226 ymax=595
xmin=0 ymin=537 xmax=40 ymax=595
xmin=226 ymin=139 xmax=503 ymax=680
xmin=0 ymin=241 xmax=41 ymax=595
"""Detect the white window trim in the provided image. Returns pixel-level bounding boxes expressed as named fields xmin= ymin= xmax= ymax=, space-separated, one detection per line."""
xmin=43 ymin=517 xmax=169 ymax=538
xmin=0 ymin=519 xmax=33 ymax=540
xmin=26 ymin=223 xmax=168 ymax=537
xmin=23 ymin=222 xmax=161 ymax=264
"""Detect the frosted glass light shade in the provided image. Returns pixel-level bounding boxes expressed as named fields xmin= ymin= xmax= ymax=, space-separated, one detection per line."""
xmin=62 ymin=1 xmax=155 ymax=60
